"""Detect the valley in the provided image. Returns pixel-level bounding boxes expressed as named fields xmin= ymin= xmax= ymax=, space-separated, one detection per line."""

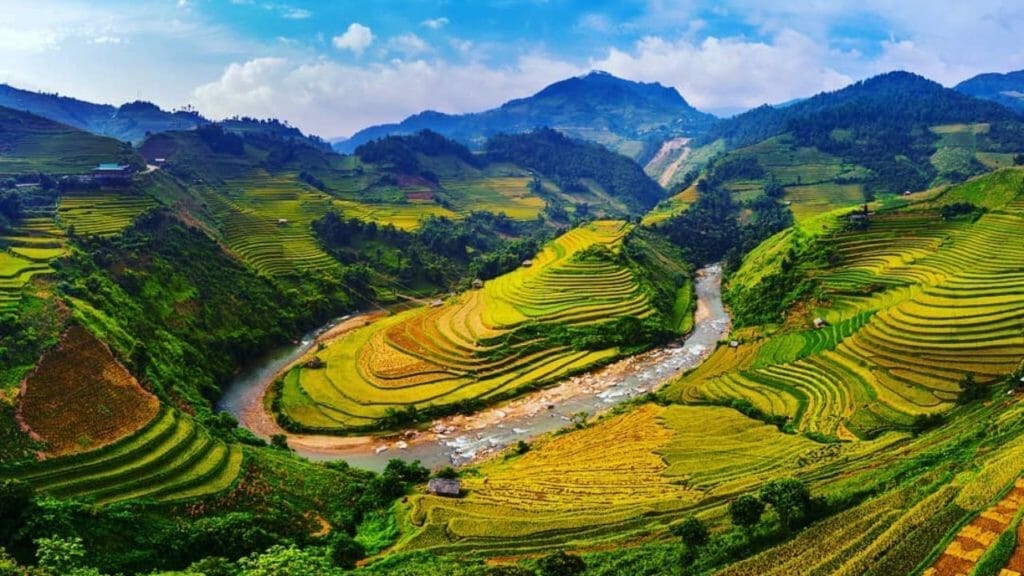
xmin=2 ymin=33 xmax=1024 ymax=575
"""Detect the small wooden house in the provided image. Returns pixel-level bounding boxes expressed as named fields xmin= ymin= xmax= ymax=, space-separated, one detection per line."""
xmin=305 ymin=356 xmax=326 ymax=369
xmin=813 ymin=317 xmax=827 ymax=329
xmin=427 ymin=478 xmax=461 ymax=497
xmin=471 ymin=279 xmax=484 ymax=289
xmin=277 ymin=218 xmax=289 ymax=226
xmin=521 ymin=259 xmax=533 ymax=268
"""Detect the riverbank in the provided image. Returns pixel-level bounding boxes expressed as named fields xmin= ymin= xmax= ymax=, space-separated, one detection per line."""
xmin=219 ymin=265 xmax=729 ymax=471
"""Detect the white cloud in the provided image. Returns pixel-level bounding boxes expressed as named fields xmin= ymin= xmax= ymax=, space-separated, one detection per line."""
xmin=577 ymin=13 xmax=614 ymax=33
xmin=590 ymin=30 xmax=853 ymax=112
xmin=389 ymin=33 xmax=429 ymax=57
xmin=332 ymin=23 xmax=373 ymax=55
xmin=89 ymin=35 xmax=125 ymax=45
xmin=177 ymin=0 xmax=189 ymax=8
xmin=192 ymin=55 xmax=582 ymax=138
xmin=0 ymin=26 xmax=62 ymax=52
xmin=282 ymin=8 xmax=311 ymax=20
xmin=421 ymin=17 xmax=449 ymax=30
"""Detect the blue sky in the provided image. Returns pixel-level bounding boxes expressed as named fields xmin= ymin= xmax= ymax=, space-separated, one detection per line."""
xmin=1 ymin=1 xmax=1023 ymax=138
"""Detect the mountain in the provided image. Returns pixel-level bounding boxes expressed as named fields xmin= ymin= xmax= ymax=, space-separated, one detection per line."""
xmin=701 ymin=71 xmax=1017 ymax=149
xmin=336 ymin=71 xmax=718 ymax=160
xmin=955 ymin=69 xmax=1024 ymax=113
xmin=0 ymin=84 xmax=206 ymax=143
xmin=218 ymin=117 xmax=333 ymax=152
xmin=0 ymin=104 xmax=140 ymax=176
xmin=650 ymin=71 xmax=1024 ymax=194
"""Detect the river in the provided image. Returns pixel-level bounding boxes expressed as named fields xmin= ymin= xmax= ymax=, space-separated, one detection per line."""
xmin=218 ymin=264 xmax=729 ymax=471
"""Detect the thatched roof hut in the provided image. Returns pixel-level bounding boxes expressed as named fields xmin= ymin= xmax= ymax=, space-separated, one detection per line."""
xmin=427 ymin=478 xmax=461 ymax=497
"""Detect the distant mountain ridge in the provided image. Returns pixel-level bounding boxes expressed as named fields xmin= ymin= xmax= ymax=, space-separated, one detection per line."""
xmin=955 ymin=69 xmax=1024 ymax=114
xmin=336 ymin=71 xmax=718 ymax=160
xmin=0 ymin=84 xmax=206 ymax=143
xmin=700 ymin=71 xmax=1017 ymax=149
xmin=0 ymin=84 xmax=330 ymax=151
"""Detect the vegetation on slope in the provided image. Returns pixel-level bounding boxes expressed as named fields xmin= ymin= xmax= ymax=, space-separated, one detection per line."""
xmin=486 ymin=128 xmax=666 ymax=214
xmin=17 ymin=325 xmax=160 ymax=456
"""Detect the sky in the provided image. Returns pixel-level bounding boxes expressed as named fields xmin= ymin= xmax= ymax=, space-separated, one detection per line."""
xmin=1 ymin=1 xmax=1023 ymax=139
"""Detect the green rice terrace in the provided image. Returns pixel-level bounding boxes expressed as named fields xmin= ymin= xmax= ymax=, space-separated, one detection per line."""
xmin=672 ymin=169 xmax=1024 ymax=440
xmin=276 ymin=220 xmax=666 ymax=431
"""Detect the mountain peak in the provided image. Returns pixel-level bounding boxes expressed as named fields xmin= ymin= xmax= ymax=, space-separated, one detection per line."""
xmin=337 ymin=72 xmax=717 ymax=157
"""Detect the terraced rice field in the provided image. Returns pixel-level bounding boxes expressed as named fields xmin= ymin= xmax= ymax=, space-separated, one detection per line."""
xmin=279 ymin=221 xmax=654 ymax=430
xmin=401 ymin=404 xmax=893 ymax=554
xmin=58 ymin=193 xmax=156 ymax=237
xmin=675 ymin=204 xmax=1024 ymax=438
xmin=332 ymin=198 xmax=455 ymax=231
xmin=0 ymin=214 xmax=66 ymax=312
xmin=17 ymin=325 xmax=161 ymax=455
xmin=442 ymin=177 xmax=545 ymax=220
xmin=0 ymin=406 xmax=242 ymax=505
xmin=200 ymin=171 xmax=340 ymax=276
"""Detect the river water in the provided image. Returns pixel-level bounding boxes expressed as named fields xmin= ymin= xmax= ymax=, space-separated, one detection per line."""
xmin=218 ymin=265 xmax=729 ymax=471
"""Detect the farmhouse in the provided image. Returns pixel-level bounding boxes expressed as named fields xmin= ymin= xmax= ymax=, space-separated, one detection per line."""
xmin=427 ymin=478 xmax=461 ymax=497
xmin=92 ymin=163 xmax=132 ymax=182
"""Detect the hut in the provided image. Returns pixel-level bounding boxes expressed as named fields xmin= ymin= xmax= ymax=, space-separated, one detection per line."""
xmin=521 ymin=259 xmax=533 ymax=268
xmin=813 ymin=317 xmax=827 ymax=329
xmin=305 ymin=356 xmax=326 ymax=369
xmin=277 ymin=218 xmax=289 ymax=226
xmin=92 ymin=163 xmax=132 ymax=183
xmin=471 ymin=279 xmax=484 ymax=289
xmin=430 ymin=298 xmax=444 ymax=308
xmin=427 ymin=478 xmax=462 ymax=497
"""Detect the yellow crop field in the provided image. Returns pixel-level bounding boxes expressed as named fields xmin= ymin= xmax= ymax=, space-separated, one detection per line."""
xmin=278 ymin=221 xmax=656 ymax=430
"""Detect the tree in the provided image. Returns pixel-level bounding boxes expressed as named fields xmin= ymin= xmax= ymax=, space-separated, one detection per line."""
xmin=35 ymin=536 xmax=102 ymax=576
xmin=329 ymin=533 xmax=365 ymax=570
xmin=435 ymin=467 xmax=459 ymax=480
xmin=0 ymin=479 xmax=33 ymax=548
xmin=185 ymin=557 xmax=236 ymax=576
xmin=1014 ymin=153 xmax=1024 ymax=166
xmin=958 ymin=372 xmax=984 ymax=404
xmin=269 ymin=434 xmax=290 ymax=451
xmin=486 ymin=566 xmax=535 ymax=576
xmin=0 ymin=547 xmax=22 ymax=576
xmin=729 ymin=494 xmax=765 ymax=529
xmin=236 ymin=545 xmax=335 ymax=576
xmin=670 ymin=515 xmax=709 ymax=548
xmin=383 ymin=459 xmax=430 ymax=484
xmin=537 ymin=551 xmax=585 ymax=576
xmin=759 ymin=478 xmax=811 ymax=532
